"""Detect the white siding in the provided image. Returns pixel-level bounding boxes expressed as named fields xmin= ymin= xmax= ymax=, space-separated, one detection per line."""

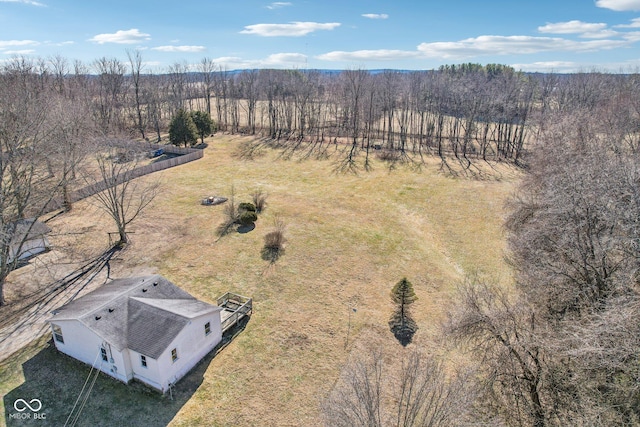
xmin=155 ymin=311 xmax=222 ymax=392
xmin=49 ymin=320 xmax=130 ymax=383
xmin=129 ymin=349 xmax=163 ymax=390
xmin=50 ymin=309 xmax=223 ymax=393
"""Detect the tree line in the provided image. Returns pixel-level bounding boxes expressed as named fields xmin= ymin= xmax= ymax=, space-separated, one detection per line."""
xmin=6 ymin=53 xmax=640 ymax=168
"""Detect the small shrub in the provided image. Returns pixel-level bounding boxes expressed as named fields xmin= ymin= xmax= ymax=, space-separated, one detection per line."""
xmin=252 ymin=189 xmax=268 ymax=213
xmin=377 ymin=149 xmax=400 ymax=162
xmin=217 ymin=186 xmax=238 ymax=237
xmin=264 ymin=229 xmax=286 ymax=250
xmin=261 ymin=217 xmax=287 ymax=264
xmin=238 ymin=202 xmax=256 ymax=213
xmin=238 ymin=211 xmax=258 ymax=226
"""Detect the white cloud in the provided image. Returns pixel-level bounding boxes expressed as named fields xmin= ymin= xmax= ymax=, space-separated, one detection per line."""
xmin=263 ymin=52 xmax=307 ymax=64
xmin=538 ymin=20 xmax=607 ymax=34
xmin=0 ymin=0 xmax=45 ymax=6
xmin=510 ymin=61 xmax=580 ymax=73
xmin=89 ymin=29 xmax=151 ymax=44
xmin=362 ymin=13 xmax=388 ymax=20
xmin=416 ymin=35 xmax=627 ymax=59
xmin=537 ymin=21 xmax=618 ymax=39
xmin=621 ymin=31 xmax=640 ymax=41
xmin=514 ymin=59 xmax=640 ymax=73
xmin=266 ymin=2 xmax=292 ymax=9
xmin=615 ymin=17 xmax=640 ymax=28
xmin=317 ymin=49 xmax=419 ymax=62
xmin=596 ymin=0 xmax=640 ymax=11
xmin=43 ymin=40 xmax=74 ymax=47
xmin=240 ymin=22 xmax=340 ymax=37
xmin=316 ymin=33 xmax=633 ymax=64
xmin=581 ymin=29 xmax=619 ymax=39
xmin=0 ymin=40 xmax=39 ymax=49
xmin=3 ymin=49 xmax=36 ymax=55
xmin=210 ymin=52 xmax=307 ymax=69
xmin=152 ymin=45 xmax=206 ymax=53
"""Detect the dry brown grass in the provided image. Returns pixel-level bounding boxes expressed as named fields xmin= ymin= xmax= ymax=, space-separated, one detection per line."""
xmin=1 ymin=134 xmax=519 ymax=426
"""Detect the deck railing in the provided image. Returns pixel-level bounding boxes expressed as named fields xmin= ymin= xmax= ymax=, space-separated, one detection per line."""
xmin=218 ymin=293 xmax=253 ymax=333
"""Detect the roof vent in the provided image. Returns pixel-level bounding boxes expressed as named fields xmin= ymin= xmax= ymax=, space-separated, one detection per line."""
xmin=108 ymin=308 xmax=114 ymax=313
xmin=142 ymin=288 xmax=147 ymax=292
xmin=95 ymin=315 xmax=101 ymax=320
xmin=153 ymin=282 xmax=158 ymax=286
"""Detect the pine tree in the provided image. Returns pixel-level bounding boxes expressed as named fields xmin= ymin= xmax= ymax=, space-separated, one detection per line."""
xmin=190 ymin=110 xmax=215 ymax=144
xmin=169 ymin=109 xmax=198 ymax=147
xmin=389 ymin=278 xmax=418 ymax=346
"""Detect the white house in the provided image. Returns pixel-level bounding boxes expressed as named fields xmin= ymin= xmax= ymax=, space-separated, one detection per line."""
xmin=8 ymin=219 xmax=51 ymax=264
xmin=48 ymin=275 xmax=223 ymax=393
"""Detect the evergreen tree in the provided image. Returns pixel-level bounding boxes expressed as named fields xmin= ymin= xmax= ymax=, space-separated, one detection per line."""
xmin=190 ymin=110 xmax=215 ymax=144
xmin=169 ymin=109 xmax=198 ymax=147
xmin=389 ymin=278 xmax=418 ymax=346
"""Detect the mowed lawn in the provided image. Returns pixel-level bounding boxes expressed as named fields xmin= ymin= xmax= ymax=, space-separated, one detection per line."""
xmin=1 ymin=135 xmax=518 ymax=426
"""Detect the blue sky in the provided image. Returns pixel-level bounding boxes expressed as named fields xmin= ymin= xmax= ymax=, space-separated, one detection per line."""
xmin=1 ymin=0 xmax=640 ymax=72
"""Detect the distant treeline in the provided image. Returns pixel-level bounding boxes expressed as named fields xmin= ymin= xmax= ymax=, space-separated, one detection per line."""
xmin=3 ymin=54 xmax=640 ymax=169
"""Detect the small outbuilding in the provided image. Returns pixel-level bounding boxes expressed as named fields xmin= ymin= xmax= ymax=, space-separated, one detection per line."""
xmin=7 ymin=219 xmax=51 ymax=264
xmin=48 ymin=275 xmax=226 ymax=393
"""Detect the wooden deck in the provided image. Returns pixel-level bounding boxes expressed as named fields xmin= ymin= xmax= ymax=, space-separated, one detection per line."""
xmin=217 ymin=292 xmax=252 ymax=333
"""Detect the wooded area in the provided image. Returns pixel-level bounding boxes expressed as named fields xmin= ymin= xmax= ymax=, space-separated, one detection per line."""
xmin=2 ymin=53 xmax=640 ymax=425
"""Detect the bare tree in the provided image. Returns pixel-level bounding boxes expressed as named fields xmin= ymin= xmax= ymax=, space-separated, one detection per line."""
xmin=199 ymin=57 xmax=216 ymax=116
xmin=216 ymin=185 xmax=238 ymax=237
xmin=337 ymin=69 xmax=369 ymax=171
xmin=0 ymin=57 xmax=66 ymax=305
xmin=167 ymin=61 xmax=189 ymax=117
xmin=127 ymin=49 xmax=146 ymax=140
xmin=322 ymin=346 xmax=474 ymax=427
xmin=445 ymin=278 xmax=548 ymax=427
xmin=49 ymin=54 xmax=69 ymax=96
xmin=48 ymin=96 xmax=93 ymax=211
xmin=92 ymin=57 xmax=128 ymax=133
xmin=85 ymin=139 xmax=159 ymax=246
xmin=504 ymin=113 xmax=640 ymax=424
xmin=238 ymin=70 xmax=259 ymax=134
xmin=323 ymin=349 xmax=384 ymax=427
xmin=213 ymin=66 xmax=230 ymax=132
xmin=144 ymin=72 xmax=166 ymax=142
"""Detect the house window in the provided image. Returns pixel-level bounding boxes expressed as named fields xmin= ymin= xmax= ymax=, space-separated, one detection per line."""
xmin=140 ymin=355 xmax=147 ymax=368
xmin=171 ymin=348 xmax=178 ymax=363
xmin=52 ymin=324 xmax=64 ymax=344
xmin=100 ymin=347 xmax=108 ymax=362
xmin=204 ymin=322 xmax=211 ymax=336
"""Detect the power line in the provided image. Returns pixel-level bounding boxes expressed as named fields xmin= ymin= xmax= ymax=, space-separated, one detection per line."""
xmin=64 ymin=351 xmax=103 ymax=427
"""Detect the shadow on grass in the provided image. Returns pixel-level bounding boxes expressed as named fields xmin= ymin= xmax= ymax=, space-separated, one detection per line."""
xmin=0 ymin=246 xmax=119 ymax=359
xmin=260 ymin=246 xmax=284 ymax=264
xmin=237 ymin=223 xmax=255 ymax=234
xmin=3 ymin=317 xmax=250 ymax=427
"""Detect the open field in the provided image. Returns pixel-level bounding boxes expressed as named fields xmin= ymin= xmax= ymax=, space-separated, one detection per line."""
xmin=1 ymin=135 xmax=519 ymax=426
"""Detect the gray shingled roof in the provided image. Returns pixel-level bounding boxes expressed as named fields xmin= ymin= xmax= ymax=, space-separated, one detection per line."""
xmin=9 ymin=218 xmax=51 ymax=245
xmin=49 ymin=275 xmax=221 ymax=359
